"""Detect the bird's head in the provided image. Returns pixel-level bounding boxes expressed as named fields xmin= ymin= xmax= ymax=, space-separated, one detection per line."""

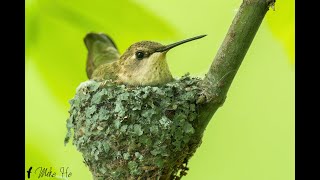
xmin=118 ymin=35 xmax=206 ymax=86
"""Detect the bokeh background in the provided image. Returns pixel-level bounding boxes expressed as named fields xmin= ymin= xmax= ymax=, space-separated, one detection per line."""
xmin=26 ymin=0 xmax=295 ymax=179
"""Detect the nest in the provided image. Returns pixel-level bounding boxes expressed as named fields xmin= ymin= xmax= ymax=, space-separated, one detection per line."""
xmin=65 ymin=74 xmax=205 ymax=180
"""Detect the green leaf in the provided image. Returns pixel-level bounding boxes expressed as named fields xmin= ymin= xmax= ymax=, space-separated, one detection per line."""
xmin=102 ymin=143 xmax=109 ymax=153
xmin=85 ymin=105 xmax=97 ymax=118
xmin=134 ymin=152 xmax=143 ymax=160
xmin=159 ymin=116 xmax=172 ymax=129
xmin=139 ymin=135 xmax=152 ymax=146
xmin=117 ymin=92 xmax=130 ymax=101
xmin=98 ymin=108 xmax=109 ymax=120
xmin=91 ymin=89 xmax=105 ymax=104
xmin=133 ymin=124 xmax=143 ymax=136
xmin=149 ymin=125 xmax=159 ymax=134
xmin=190 ymin=104 xmax=196 ymax=111
xmin=123 ymin=152 xmax=130 ymax=160
xmin=155 ymin=157 xmax=164 ymax=168
xmin=114 ymin=102 xmax=124 ymax=113
xmin=183 ymin=122 xmax=195 ymax=134
xmin=150 ymin=148 xmax=161 ymax=156
xmin=141 ymin=109 xmax=156 ymax=118
xmin=99 ymin=168 xmax=106 ymax=174
xmin=128 ymin=161 xmax=140 ymax=175
xmin=120 ymin=125 xmax=128 ymax=133
xmin=114 ymin=119 xmax=121 ymax=129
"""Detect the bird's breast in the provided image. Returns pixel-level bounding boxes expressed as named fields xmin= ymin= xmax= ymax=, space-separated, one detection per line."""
xmin=118 ymin=59 xmax=173 ymax=86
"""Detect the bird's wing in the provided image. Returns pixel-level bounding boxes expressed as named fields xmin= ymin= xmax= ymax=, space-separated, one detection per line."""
xmin=84 ymin=33 xmax=120 ymax=79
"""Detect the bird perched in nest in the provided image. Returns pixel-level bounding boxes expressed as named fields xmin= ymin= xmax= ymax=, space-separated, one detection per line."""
xmin=84 ymin=33 xmax=206 ymax=86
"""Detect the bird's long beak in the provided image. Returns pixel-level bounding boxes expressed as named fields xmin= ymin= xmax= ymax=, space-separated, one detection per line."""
xmin=156 ymin=34 xmax=207 ymax=53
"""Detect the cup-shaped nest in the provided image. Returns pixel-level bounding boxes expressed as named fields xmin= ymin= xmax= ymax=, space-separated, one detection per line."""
xmin=65 ymin=74 xmax=205 ymax=180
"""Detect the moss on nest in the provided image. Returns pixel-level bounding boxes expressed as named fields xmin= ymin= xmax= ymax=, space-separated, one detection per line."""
xmin=65 ymin=74 xmax=204 ymax=179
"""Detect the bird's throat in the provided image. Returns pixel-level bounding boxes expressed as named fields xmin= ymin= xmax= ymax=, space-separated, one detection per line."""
xmin=118 ymin=56 xmax=173 ymax=86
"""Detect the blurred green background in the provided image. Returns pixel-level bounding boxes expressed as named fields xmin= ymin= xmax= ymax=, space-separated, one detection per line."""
xmin=26 ymin=0 xmax=294 ymax=179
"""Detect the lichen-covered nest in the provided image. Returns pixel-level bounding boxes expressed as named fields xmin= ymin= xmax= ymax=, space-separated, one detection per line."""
xmin=65 ymin=74 xmax=205 ymax=180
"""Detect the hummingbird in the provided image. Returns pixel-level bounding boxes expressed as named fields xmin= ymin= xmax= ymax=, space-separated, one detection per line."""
xmin=84 ymin=33 xmax=206 ymax=86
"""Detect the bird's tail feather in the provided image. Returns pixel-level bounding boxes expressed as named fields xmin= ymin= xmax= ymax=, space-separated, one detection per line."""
xmin=84 ymin=33 xmax=120 ymax=79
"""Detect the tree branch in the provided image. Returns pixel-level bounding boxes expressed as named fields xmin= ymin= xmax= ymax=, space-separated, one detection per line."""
xmin=193 ymin=0 xmax=275 ymax=143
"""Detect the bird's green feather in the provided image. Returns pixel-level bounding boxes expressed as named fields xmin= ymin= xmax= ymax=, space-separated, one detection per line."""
xmin=84 ymin=33 xmax=120 ymax=78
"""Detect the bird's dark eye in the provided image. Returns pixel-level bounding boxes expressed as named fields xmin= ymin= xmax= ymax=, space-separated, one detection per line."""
xmin=135 ymin=51 xmax=144 ymax=60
